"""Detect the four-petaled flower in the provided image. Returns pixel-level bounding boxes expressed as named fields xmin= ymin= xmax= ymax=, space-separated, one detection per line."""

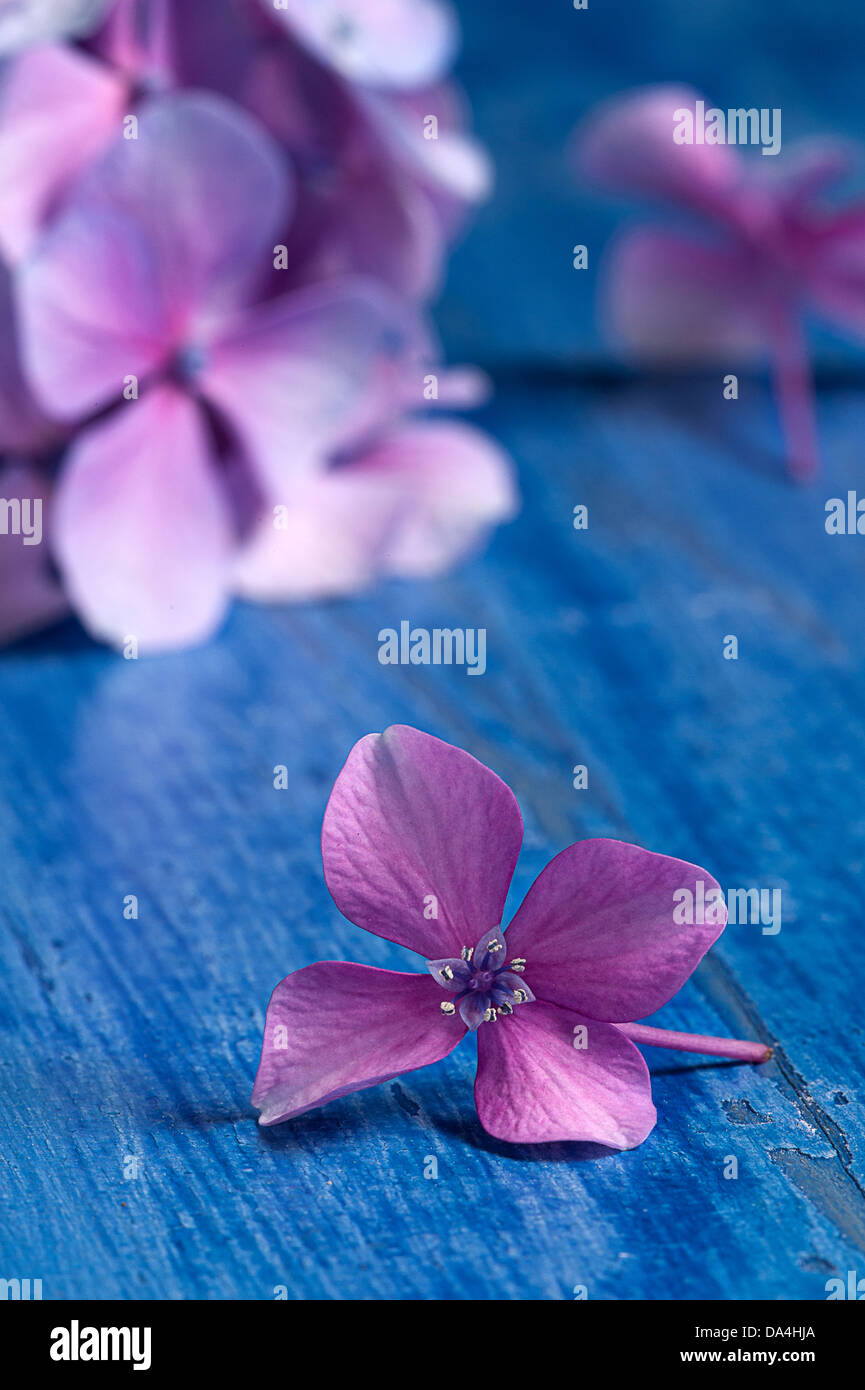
xmin=253 ymin=724 xmax=740 ymax=1148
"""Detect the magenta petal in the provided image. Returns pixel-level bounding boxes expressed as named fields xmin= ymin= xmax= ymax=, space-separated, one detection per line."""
xmin=475 ymin=1001 xmax=656 ymax=1148
xmin=201 ymin=280 xmax=419 ymax=496
xmin=53 ymin=385 xmax=232 ymax=651
xmin=321 ymin=726 xmax=523 ymax=959
xmin=601 ymin=227 xmax=769 ymax=362
xmin=0 ymin=45 xmax=126 ymax=263
xmin=505 ymin=839 xmax=727 ymax=1023
xmin=576 ymin=84 xmax=741 ymax=217
xmin=252 ymin=962 xmax=465 ymax=1125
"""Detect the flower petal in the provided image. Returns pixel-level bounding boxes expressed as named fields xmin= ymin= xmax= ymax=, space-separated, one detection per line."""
xmin=252 ymin=962 xmax=465 ymax=1125
xmin=201 ymin=280 xmax=422 ymax=496
xmin=321 ymin=725 xmax=523 ymax=959
xmin=601 ymin=226 xmax=768 ymax=362
xmin=475 ymin=1001 xmax=656 ymax=1147
xmin=504 ymin=839 xmax=727 ymax=1023
xmin=576 ymin=84 xmax=741 ymax=217
xmin=349 ymin=420 xmax=519 ymax=578
xmin=0 ymin=0 xmax=111 ymax=55
xmin=268 ymin=0 xmax=458 ymax=91
xmin=232 ymin=466 xmax=403 ymax=602
xmin=425 ymin=957 xmax=471 ymax=990
xmin=0 ymin=44 xmax=126 ymax=263
xmin=804 ymin=204 xmax=865 ymax=338
xmin=459 ymin=993 xmax=490 ymax=1031
xmin=52 ymin=385 xmax=232 ymax=651
xmin=18 ymin=91 xmax=289 ymax=419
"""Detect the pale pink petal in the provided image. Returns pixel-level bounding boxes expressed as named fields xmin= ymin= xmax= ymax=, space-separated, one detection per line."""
xmin=233 ymin=469 xmax=403 ymax=601
xmin=268 ymin=0 xmax=458 ymax=91
xmin=321 ymin=726 xmax=523 ymax=959
xmin=0 ymin=0 xmax=111 ymax=55
xmin=360 ymin=88 xmax=492 ymax=203
xmin=0 ymin=45 xmax=126 ymax=263
xmin=252 ymin=962 xmax=465 ymax=1125
xmin=601 ymin=226 xmax=769 ymax=361
xmin=576 ymin=84 xmax=742 ymax=219
xmin=18 ymin=92 xmax=289 ymax=419
xmin=475 ymin=1002 xmax=656 ymax=1148
xmin=504 ymin=839 xmax=727 ymax=1023
xmin=200 ymin=280 xmax=425 ymax=495
xmin=0 ymin=462 xmax=68 ymax=644
xmin=354 ymin=420 xmax=518 ymax=577
xmin=52 ymin=385 xmax=232 ymax=651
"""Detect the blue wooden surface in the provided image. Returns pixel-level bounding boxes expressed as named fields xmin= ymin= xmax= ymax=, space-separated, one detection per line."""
xmin=2 ymin=373 xmax=865 ymax=1299
xmin=2 ymin=1 xmax=865 ymax=1301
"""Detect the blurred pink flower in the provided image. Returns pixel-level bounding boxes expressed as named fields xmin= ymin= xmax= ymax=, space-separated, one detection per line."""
xmin=575 ymin=84 xmax=865 ymax=481
xmin=17 ymin=93 xmax=437 ymax=648
xmin=0 ymin=1 xmax=515 ymax=649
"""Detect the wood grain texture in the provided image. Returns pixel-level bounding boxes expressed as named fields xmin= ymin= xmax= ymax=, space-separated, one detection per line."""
xmin=1 ymin=374 xmax=864 ymax=1300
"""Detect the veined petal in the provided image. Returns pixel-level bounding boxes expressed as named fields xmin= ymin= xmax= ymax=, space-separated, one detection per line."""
xmin=0 ymin=44 xmax=126 ymax=263
xmin=52 ymin=386 xmax=232 ymax=651
xmin=252 ymin=962 xmax=465 ymax=1125
xmin=321 ymin=725 xmax=523 ymax=959
xmin=475 ymin=1001 xmax=656 ymax=1148
xmin=505 ymin=839 xmax=726 ymax=1023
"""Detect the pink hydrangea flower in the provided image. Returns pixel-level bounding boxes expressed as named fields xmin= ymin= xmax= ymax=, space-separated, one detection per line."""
xmin=575 ymin=84 xmax=865 ymax=481
xmin=0 ymin=2 xmax=513 ymax=649
xmin=253 ymin=726 xmax=769 ymax=1147
xmin=15 ymin=91 xmax=430 ymax=649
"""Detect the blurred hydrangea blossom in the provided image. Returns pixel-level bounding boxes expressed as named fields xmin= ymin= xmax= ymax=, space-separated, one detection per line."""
xmin=575 ymin=84 xmax=865 ymax=481
xmin=0 ymin=0 xmax=515 ymax=649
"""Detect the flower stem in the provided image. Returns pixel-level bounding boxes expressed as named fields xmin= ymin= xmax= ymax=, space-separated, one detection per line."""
xmin=768 ymin=298 xmax=819 ymax=484
xmin=618 ymin=1023 xmax=771 ymax=1064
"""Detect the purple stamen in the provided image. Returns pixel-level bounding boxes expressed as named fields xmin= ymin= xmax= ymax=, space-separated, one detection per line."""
xmin=427 ymin=929 xmax=536 ymax=1030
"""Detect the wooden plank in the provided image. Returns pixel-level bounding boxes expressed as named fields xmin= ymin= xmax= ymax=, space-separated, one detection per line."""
xmin=1 ymin=375 xmax=863 ymax=1299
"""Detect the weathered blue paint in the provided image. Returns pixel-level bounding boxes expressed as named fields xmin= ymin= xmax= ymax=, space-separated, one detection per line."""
xmin=1 ymin=374 xmax=863 ymax=1299
xmin=1 ymin=0 xmax=865 ymax=1302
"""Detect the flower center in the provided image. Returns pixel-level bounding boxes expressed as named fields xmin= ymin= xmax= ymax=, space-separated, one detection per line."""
xmin=431 ymin=933 xmax=534 ymax=1030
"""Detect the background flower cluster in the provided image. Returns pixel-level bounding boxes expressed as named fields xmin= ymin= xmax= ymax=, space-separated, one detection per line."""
xmin=0 ymin=0 xmax=516 ymax=649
